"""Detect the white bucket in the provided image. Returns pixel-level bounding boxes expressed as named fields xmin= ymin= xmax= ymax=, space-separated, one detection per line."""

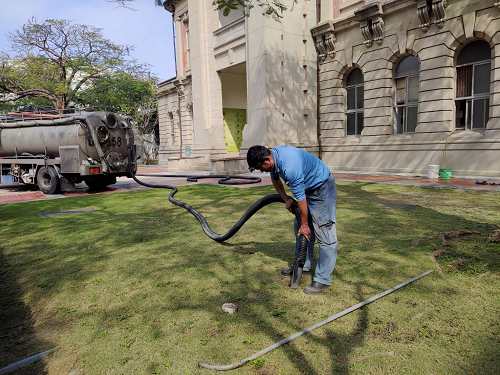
xmin=426 ymin=164 xmax=440 ymax=179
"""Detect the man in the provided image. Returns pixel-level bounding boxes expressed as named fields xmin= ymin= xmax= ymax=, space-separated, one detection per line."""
xmin=247 ymin=145 xmax=338 ymax=294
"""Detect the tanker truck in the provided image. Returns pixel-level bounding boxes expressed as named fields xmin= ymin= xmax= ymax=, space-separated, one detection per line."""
xmin=0 ymin=111 xmax=136 ymax=194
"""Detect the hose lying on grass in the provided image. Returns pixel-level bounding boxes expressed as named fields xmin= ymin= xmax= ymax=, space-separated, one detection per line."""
xmin=129 ymin=149 xmax=285 ymax=242
xmin=198 ymin=270 xmax=433 ymax=371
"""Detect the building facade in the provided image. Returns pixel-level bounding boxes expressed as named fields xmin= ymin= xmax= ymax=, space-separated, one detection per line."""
xmin=159 ymin=0 xmax=500 ymax=178
xmin=158 ymin=0 xmax=319 ymax=171
xmin=312 ymin=0 xmax=500 ymax=177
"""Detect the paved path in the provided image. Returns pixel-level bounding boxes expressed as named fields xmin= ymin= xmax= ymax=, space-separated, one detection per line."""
xmin=0 ymin=166 xmax=499 ymax=205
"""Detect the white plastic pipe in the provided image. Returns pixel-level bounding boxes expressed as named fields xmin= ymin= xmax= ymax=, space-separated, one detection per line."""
xmin=199 ymin=270 xmax=433 ymax=371
xmin=0 ymin=348 xmax=56 ymax=374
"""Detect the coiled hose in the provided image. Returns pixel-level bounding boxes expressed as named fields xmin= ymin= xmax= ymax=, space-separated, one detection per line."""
xmin=127 ymin=148 xmax=284 ymax=242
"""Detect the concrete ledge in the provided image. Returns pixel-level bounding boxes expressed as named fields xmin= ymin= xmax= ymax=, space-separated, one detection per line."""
xmin=210 ymin=155 xmax=248 ymax=174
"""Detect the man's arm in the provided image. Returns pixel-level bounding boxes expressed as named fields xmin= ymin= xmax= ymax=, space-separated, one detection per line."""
xmin=271 ymin=177 xmax=294 ymax=211
xmin=296 ymin=199 xmax=311 ymax=239
xmin=272 ymin=176 xmax=311 ymax=238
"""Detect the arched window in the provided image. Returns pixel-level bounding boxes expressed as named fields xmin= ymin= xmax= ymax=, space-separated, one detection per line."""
xmin=455 ymin=40 xmax=491 ymax=129
xmin=394 ymin=55 xmax=419 ymax=134
xmin=345 ymin=68 xmax=364 ymax=136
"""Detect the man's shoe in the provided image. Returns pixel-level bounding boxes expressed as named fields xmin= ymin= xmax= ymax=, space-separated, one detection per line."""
xmin=303 ymin=281 xmax=329 ymax=294
xmin=280 ymin=267 xmax=311 ymax=277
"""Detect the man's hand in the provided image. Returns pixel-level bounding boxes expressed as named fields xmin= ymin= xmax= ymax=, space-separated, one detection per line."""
xmin=298 ymin=223 xmax=311 ymax=240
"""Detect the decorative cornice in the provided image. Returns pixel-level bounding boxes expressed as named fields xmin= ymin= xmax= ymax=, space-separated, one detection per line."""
xmin=355 ymin=2 xmax=384 ymax=47
xmin=311 ymin=21 xmax=336 ymax=60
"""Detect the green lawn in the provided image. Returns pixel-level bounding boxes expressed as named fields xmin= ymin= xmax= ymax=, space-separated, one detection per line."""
xmin=0 ymin=182 xmax=499 ymax=374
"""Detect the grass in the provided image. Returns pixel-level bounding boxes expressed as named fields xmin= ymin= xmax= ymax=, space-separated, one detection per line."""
xmin=0 ymin=182 xmax=499 ymax=374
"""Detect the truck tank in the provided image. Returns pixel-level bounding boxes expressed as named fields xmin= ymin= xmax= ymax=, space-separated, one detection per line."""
xmin=0 ymin=118 xmax=98 ymax=159
xmin=0 ymin=112 xmax=134 ymax=193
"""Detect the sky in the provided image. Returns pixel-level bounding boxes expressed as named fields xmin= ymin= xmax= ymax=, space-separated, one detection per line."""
xmin=0 ymin=0 xmax=176 ymax=82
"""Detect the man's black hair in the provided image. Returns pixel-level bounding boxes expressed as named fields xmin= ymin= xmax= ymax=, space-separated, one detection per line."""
xmin=247 ymin=145 xmax=271 ymax=171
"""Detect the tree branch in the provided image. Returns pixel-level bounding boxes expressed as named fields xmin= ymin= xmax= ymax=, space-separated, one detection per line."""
xmin=0 ymin=88 xmax=57 ymax=103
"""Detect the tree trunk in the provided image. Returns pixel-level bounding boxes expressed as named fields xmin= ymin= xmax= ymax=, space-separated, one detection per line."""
xmin=55 ymin=96 xmax=66 ymax=111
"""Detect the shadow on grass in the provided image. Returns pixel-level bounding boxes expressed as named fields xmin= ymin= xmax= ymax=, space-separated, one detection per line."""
xmin=0 ymin=183 xmax=498 ymax=373
xmin=0 ymin=251 xmax=52 ymax=374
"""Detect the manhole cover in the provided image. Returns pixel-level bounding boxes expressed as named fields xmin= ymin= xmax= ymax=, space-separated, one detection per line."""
xmin=39 ymin=207 xmax=98 ymax=217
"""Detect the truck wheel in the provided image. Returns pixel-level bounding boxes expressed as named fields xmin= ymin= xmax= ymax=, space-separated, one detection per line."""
xmin=37 ymin=166 xmax=60 ymax=194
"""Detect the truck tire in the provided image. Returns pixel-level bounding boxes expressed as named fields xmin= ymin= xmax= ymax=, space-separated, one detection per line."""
xmin=84 ymin=176 xmax=117 ymax=191
xmin=36 ymin=166 xmax=60 ymax=194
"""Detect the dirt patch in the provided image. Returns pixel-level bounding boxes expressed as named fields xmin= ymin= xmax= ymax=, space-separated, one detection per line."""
xmin=488 ymin=229 xmax=500 ymax=243
xmin=39 ymin=206 xmax=98 ymax=218
xmin=439 ymin=230 xmax=480 ymax=245
xmin=423 ymin=229 xmax=500 ymax=274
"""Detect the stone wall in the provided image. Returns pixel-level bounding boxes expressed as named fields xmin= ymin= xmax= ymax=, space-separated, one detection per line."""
xmin=157 ymin=78 xmax=195 ymax=164
xmin=313 ymin=0 xmax=500 ymax=177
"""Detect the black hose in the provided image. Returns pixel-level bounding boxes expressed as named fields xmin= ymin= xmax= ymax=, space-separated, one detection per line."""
xmin=136 ymin=173 xmax=262 ymax=185
xmin=128 ymin=154 xmax=284 ymax=242
xmin=290 ymin=234 xmax=308 ymax=288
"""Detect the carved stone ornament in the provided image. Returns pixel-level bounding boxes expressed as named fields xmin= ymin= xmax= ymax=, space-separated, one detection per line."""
xmin=371 ymin=16 xmax=385 ymax=43
xmin=163 ymin=0 xmax=176 ymax=13
xmin=355 ymin=2 xmax=384 ymax=47
xmin=417 ymin=0 xmax=447 ymax=31
xmin=496 ymin=1 xmax=500 ymax=8
xmin=432 ymin=0 xmax=447 ymax=27
xmin=177 ymin=11 xmax=188 ymax=24
xmin=174 ymin=81 xmax=184 ymax=96
xmin=417 ymin=0 xmax=431 ymax=31
xmin=311 ymin=21 xmax=336 ymax=60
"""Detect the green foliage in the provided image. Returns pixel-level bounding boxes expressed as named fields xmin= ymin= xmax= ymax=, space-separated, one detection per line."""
xmin=213 ymin=0 xmax=292 ymax=20
xmin=250 ymin=358 xmax=266 ymax=369
xmin=0 ymin=95 xmax=52 ymax=112
xmin=0 ymin=18 xmax=146 ymax=109
xmin=75 ymin=72 xmax=156 ymax=119
xmin=114 ymin=0 xmax=293 ymax=20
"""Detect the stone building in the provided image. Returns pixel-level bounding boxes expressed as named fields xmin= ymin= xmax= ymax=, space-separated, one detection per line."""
xmin=158 ymin=0 xmax=318 ymax=171
xmin=159 ymin=0 xmax=500 ymax=178
xmin=312 ymin=0 xmax=500 ymax=177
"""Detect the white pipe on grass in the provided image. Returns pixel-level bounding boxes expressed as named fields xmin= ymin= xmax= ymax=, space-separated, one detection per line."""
xmin=199 ymin=270 xmax=433 ymax=371
xmin=0 ymin=348 xmax=56 ymax=374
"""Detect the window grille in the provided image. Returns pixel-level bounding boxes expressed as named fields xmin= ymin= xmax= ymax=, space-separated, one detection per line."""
xmin=394 ymin=55 xmax=419 ymax=134
xmin=345 ymin=69 xmax=364 ymax=136
xmin=455 ymin=40 xmax=491 ymax=130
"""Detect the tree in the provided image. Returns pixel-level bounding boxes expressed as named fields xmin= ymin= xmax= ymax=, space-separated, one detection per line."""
xmin=75 ymin=71 xmax=160 ymax=163
xmin=113 ymin=0 xmax=295 ymax=20
xmin=75 ymin=71 xmax=156 ymax=121
xmin=0 ymin=18 xmax=137 ymax=110
xmin=213 ymin=0 xmax=293 ymax=19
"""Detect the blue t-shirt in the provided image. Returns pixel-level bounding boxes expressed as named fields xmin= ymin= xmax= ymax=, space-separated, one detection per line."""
xmin=270 ymin=145 xmax=330 ymax=201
